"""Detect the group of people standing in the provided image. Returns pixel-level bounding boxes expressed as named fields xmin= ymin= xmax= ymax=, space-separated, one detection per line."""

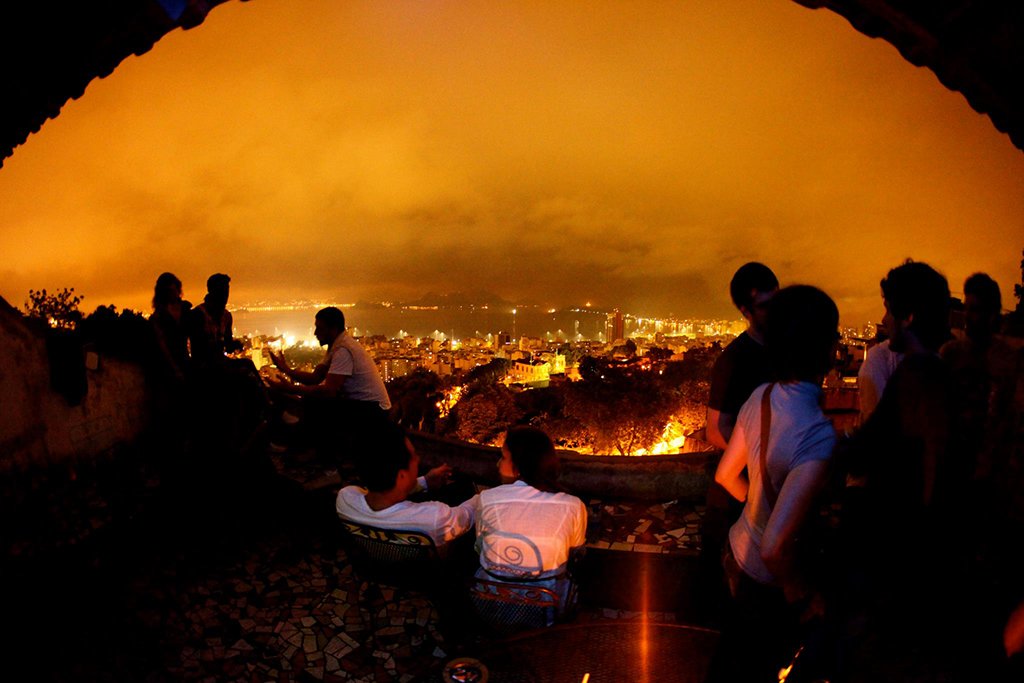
xmin=150 ymin=271 xmax=242 ymax=385
xmin=704 ymin=260 xmax=1022 ymax=681
xmin=148 ymin=271 xmax=266 ymax=459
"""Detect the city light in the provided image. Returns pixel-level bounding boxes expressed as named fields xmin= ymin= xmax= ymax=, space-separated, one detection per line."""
xmin=235 ymin=298 xmax=872 ymax=458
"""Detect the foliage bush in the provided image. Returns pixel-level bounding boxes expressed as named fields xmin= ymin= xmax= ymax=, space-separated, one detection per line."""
xmin=24 ymin=287 xmax=83 ymax=330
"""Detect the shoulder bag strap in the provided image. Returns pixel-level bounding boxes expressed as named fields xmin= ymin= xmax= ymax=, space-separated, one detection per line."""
xmin=759 ymin=383 xmax=779 ymax=509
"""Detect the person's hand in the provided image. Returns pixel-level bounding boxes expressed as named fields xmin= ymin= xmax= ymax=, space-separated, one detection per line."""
xmin=267 ymin=375 xmax=294 ymax=392
xmin=425 ymin=464 xmax=454 ymax=490
xmin=269 ymin=349 xmax=287 ymax=369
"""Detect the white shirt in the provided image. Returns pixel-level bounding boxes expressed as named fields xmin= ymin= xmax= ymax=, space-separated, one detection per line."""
xmin=727 ymin=382 xmax=836 ymax=585
xmin=858 ymin=340 xmax=903 ymax=421
xmin=319 ymin=331 xmax=391 ymax=410
xmin=476 ymin=481 xmax=587 ymax=579
xmin=335 ymin=485 xmax=478 ymax=546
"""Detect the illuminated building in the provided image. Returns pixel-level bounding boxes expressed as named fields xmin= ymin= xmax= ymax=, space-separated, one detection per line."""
xmin=609 ymin=309 xmax=625 ymax=343
xmin=509 ymin=360 xmax=551 ymax=387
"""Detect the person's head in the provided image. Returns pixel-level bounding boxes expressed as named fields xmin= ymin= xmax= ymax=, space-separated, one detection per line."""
xmin=152 ymin=272 xmax=182 ymax=309
xmin=205 ymin=273 xmax=231 ymax=308
xmin=729 ymin=262 xmax=779 ymax=333
xmin=358 ymin=421 xmax=419 ymax=497
xmin=314 ymin=306 xmax=346 ymax=346
xmin=499 ymin=426 xmax=560 ymax=491
xmin=880 ymin=260 xmax=951 ymax=353
xmin=963 ymin=272 xmax=1002 ymax=341
xmin=764 ymin=285 xmax=840 ymax=383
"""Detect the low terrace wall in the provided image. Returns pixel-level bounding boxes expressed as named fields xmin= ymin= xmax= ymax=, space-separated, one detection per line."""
xmin=0 ymin=297 xmax=149 ymax=473
xmin=0 ymin=292 xmax=719 ymax=501
xmin=409 ymin=430 xmax=719 ymax=502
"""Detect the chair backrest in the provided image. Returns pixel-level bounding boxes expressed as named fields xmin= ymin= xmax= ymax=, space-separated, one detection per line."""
xmin=338 ymin=519 xmax=440 ymax=587
xmin=469 ymin=577 xmax=561 ymax=635
xmin=477 ymin=530 xmax=546 ymax=579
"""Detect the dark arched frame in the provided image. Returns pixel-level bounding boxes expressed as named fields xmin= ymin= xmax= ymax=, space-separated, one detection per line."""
xmin=1 ymin=0 xmax=1022 ymax=167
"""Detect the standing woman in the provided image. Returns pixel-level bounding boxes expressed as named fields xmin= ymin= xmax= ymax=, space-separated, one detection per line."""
xmin=708 ymin=285 xmax=840 ymax=682
xmin=147 ymin=272 xmax=193 ymax=466
xmin=150 ymin=272 xmax=191 ymax=385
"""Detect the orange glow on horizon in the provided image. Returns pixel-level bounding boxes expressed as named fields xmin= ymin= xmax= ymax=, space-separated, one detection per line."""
xmin=0 ymin=1 xmax=1020 ymax=325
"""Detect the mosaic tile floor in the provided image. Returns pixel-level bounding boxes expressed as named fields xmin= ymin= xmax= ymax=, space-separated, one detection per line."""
xmin=7 ymin=440 xmax=1010 ymax=682
xmin=4 ymin=447 xmax=710 ymax=682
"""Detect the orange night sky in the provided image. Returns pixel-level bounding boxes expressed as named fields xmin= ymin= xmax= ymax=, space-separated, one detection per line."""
xmin=0 ymin=0 xmax=1021 ymax=326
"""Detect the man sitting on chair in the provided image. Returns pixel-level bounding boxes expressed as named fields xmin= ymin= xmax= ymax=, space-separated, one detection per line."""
xmin=335 ymin=421 xmax=478 ymax=549
xmin=476 ymin=426 xmax=587 ymax=614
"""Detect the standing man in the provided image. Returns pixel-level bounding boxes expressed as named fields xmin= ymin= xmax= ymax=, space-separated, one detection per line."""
xmin=700 ymin=262 xmax=779 ymax=616
xmin=941 ymin=273 xmax=1016 ymax=482
xmin=188 ymin=273 xmax=267 ymax=451
xmin=268 ymin=307 xmax=391 ymax=457
xmin=706 ymin=262 xmax=780 ymax=449
xmin=189 ymin=273 xmax=243 ymax=368
xmin=837 ymin=260 xmax=962 ymax=679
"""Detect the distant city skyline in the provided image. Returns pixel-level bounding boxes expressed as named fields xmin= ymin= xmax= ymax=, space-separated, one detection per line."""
xmin=227 ymin=296 xmax=884 ymax=345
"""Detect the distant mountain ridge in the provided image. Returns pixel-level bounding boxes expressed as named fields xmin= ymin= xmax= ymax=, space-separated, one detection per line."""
xmin=407 ymin=291 xmax=512 ymax=307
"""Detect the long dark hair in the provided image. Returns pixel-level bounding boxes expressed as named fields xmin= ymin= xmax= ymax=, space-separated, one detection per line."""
xmin=152 ymin=272 xmax=182 ymax=310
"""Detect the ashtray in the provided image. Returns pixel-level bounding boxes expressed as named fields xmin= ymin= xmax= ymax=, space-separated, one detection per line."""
xmin=443 ymin=656 xmax=489 ymax=682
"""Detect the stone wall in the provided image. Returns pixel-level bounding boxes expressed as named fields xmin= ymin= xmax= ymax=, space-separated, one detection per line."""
xmin=409 ymin=430 xmax=719 ymax=502
xmin=0 ymin=296 xmax=149 ymax=473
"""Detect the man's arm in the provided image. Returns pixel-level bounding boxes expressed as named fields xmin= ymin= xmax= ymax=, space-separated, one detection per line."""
xmin=223 ymin=311 xmax=243 ymax=353
xmin=270 ymin=349 xmax=330 ymax=385
xmin=706 ymin=407 xmax=736 ymax=450
xmin=184 ymin=307 xmax=205 ymax=358
xmin=287 ymin=372 xmax=345 ymax=398
xmin=706 ymin=346 xmax=738 ymax=449
xmin=714 ymin=421 xmax=750 ymax=502
xmin=436 ymin=494 xmax=480 ymax=543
